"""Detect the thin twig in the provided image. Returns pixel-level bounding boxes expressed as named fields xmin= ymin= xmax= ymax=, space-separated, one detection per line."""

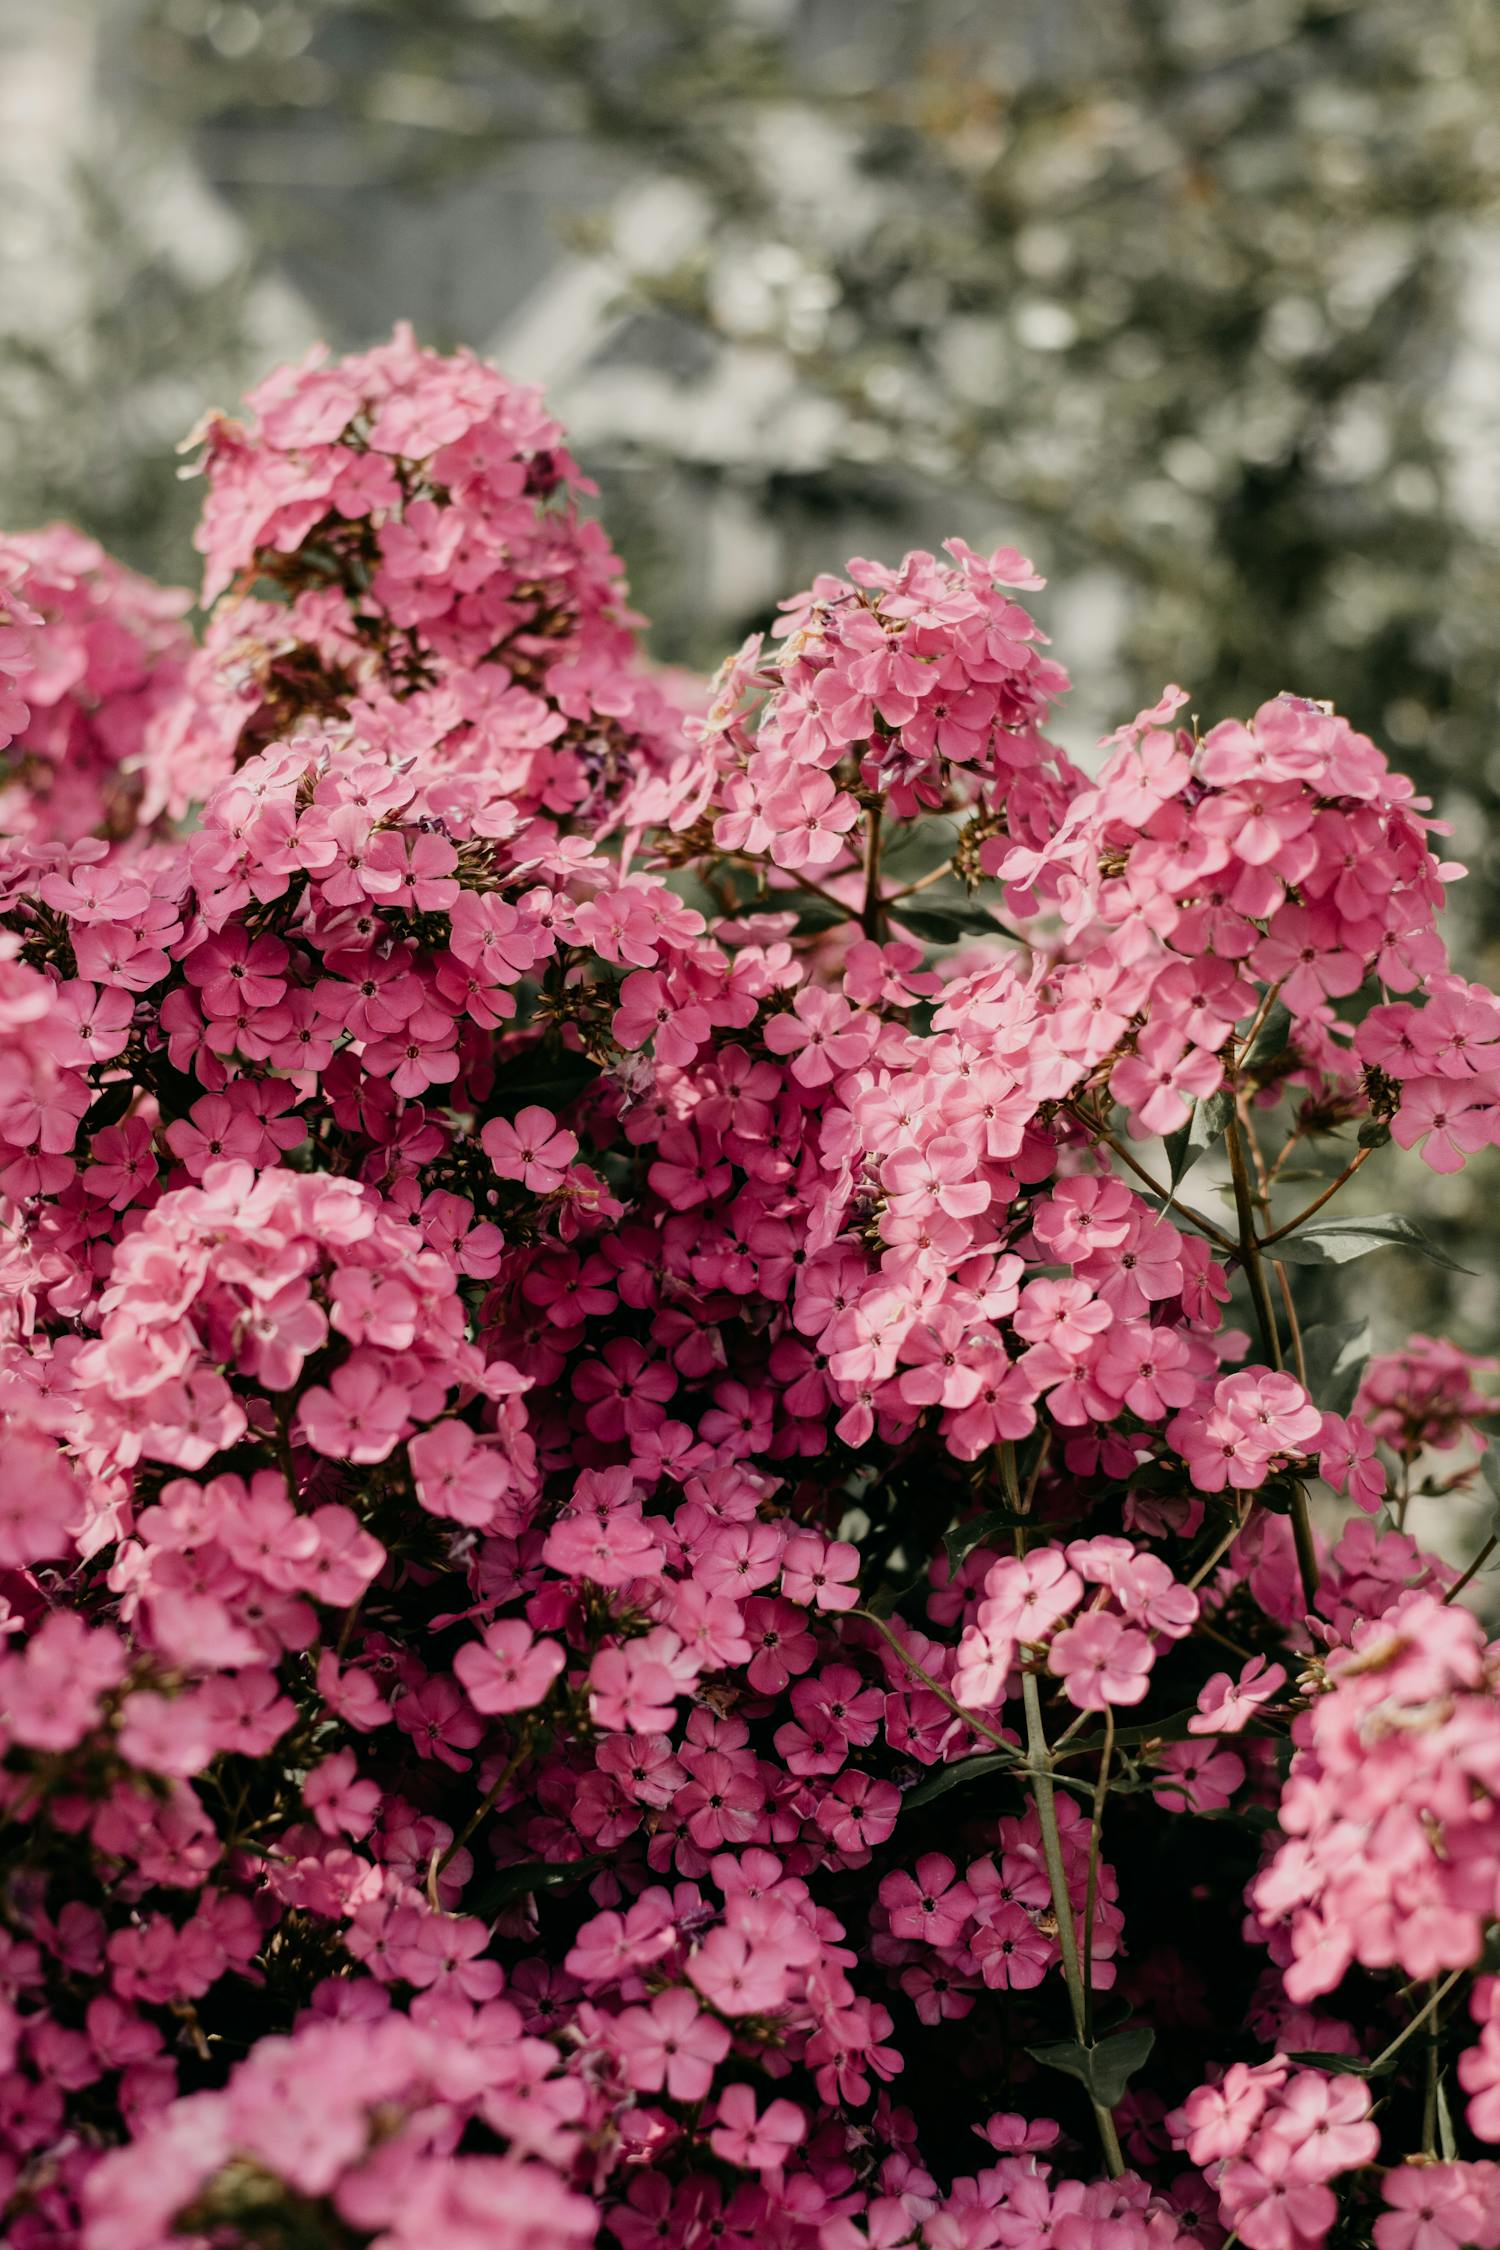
xmin=886 ymin=856 xmax=957 ymax=901
xmin=436 ymin=1737 xmax=531 ymax=1882
xmin=1064 ymin=1102 xmax=1238 ymax=1254
xmin=1273 ymin=1260 xmax=1307 ymax=1387
xmin=852 ymin=1609 xmax=1022 ymax=1760
xmin=1366 ymin=1966 xmax=1467 ymax=2078
xmin=1260 ymin=1144 xmax=1375 ymax=1246
xmin=1443 ymin=1534 xmax=1498 ymax=1606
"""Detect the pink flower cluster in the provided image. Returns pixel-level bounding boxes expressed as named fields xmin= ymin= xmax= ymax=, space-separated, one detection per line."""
xmin=693 ymin=541 xmax=1076 ymax=878
xmin=0 ymin=529 xmax=192 ymax=847
xmin=1251 ymin=1595 xmax=1500 ymax=2022
xmin=991 ymin=685 xmax=1498 ymax=1155
xmin=0 ymin=332 xmax=1497 ymax=2250
xmin=1355 ymin=1334 xmax=1497 ymax=1459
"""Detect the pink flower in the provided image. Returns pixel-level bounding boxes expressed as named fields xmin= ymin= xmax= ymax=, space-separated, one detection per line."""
xmin=453 ymin=1620 xmax=566 ymax=1716
xmin=1375 ymin=2162 xmax=1500 ymax=2250
xmin=1047 ymin=1611 xmax=1154 ymax=1710
xmin=1151 ymin=1740 xmax=1244 ymax=1812
xmin=1316 ymin=1411 xmax=1386 ymax=1513
xmin=761 ymin=770 xmax=860 ymax=871
xmin=614 ymin=1987 xmax=730 ymax=2103
xmin=971 ymin=1903 xmax=1054 ymax=1991
xmin=589 ymin=1639 xmax=682 ymax=1733
xmin=1255 ymin=2070 xmax=1379 ymax=2181
xmin=1392 ymin=1079 xmax=1494 ymax=1174
xmin=707 ymin=2083 xmax=807 ymax=2171
xmin=297 ymin=1357 xmax=411 ymax=1463
xmin=613 ymin=970 xmax=710 ymax=1066
xmin=1110 ymin=1022 xmax=1224 ymax=1138
xmin=408 ymin=1422 xmax=514 ymax=1527
xmin=687 ymin=1927 xmax=789 ymax=2017
xmin=879 ymin=1855 xmax=975 ymax=1947
xmin=762 ymin=989 xmax=873 ymax=1088
xmin=543 ymin=1505 xmax=663 ymax=1587
xmin=779 ymin=1532 xmax=860 ymax=1612
xmin=1167 ymin=2058 xmax=1288 ymax=2165
xmin=1188 ymin=1656 xmax=1287 ymax=1735
xmin=481 ymin=1105 xmax=579 ymax=1192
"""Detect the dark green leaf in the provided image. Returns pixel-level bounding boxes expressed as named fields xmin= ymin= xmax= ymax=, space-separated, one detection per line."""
xmin=1064 ymin=1706 xmax=1214 ymax=1751
xmin=1357 ymin=1117 xmax=1392 ymax=1148
xmin=1161 ymin=1088 xmax=1235 ymax=1187
xmin=470 ymin=1856 xmax=598 ymax=1916
xmin=1282 ymin=2050 xmax=1372 ymax=2077
xmin=895 ymin=900 xmax=1002 ymax=944
xmin=1245 ymin=1001 xmax=1295 ymax=1072
xmin=1273 ymin=1212 xmax=1471 ymax=1273
xmin=942 ymin=1506 xmax=1032 ymax=1576
xmin=902 ymin=1751 xmax=1019 ymax=1810
xmin=862 ymin=1563 xmax=927 ymax=1619
xmin=790 ymin=895 xmax=856 ymax=933
xmin=82 ymin=1077 xmax=136 ymax=1138
xmin=487 ymin=1048 xmax=600 ymax=1120
xmin=1026 ymin=2025 xmax=1155 ymax=2108
xmin=1298 ymin=1318 xmax=1370 ymax=1418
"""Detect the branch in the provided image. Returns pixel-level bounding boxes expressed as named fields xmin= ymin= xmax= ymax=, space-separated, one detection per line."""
xmin=1259 ymin=1144 xmax=1375 ymax=1246
xmin=1063 ymin=1102 xmax=1238 ymax=1255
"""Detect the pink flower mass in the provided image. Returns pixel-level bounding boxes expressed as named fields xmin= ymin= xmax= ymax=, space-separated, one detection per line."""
xmin=0 ymin=329 xmax=1497 ymax=2248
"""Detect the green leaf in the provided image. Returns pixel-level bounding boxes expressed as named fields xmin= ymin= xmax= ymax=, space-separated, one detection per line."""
xmin=1298 ymin=1318 xmax=1370 ymax=1417
xmin=470 ymin=1856 xmax=598 ymax=1916
xmin=1273 ymin=1211 xmax=1471 ymax=1272
xmin=790 ymin=895 xmax=856 ymax=933
xmin=1478 ymin=1450 xmax=1500 ymax=1538
xmin=1357 ymin=1117 xmax=1392 ymax=1148
xmin=487 ymin=1047 xmax=600 ymax=1120
xmin=1245 ymin=1000 xmax=1295 ymax=1073
xmin=1282 ymin=2050 xmax=1372 ymax=2077
xmin=1026 ymin=2025 xmax=1156 ymax=2108
xmin=1161 ymin=1087 xmax=1235 ymax=1187
xmin=902 ymin=1751 xmax=1019 ymax=1810
xmin=81 ymin=1077 xmax=136 ymax=1138
xmin=894 ymin=900 xmax=1002 ymax=944
xmin=1065 ymin=1705 xmax=1215 ymax=1751
xmin=942 ymin=1506 xmax=1033 ymax=1576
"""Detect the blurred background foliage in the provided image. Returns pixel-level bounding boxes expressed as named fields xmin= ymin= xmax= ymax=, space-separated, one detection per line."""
xmin=5 ymin=0 xmax=1500 ymax=1377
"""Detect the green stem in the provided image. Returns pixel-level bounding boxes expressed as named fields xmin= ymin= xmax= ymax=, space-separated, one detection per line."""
xmin=1443 ymin=1534 xmax=1498 ymax=1605
xmin=1065 ymin=1102 xmax=1238 ymax=1255
xmin=861 ymin=807 xmax=884 ymax=938
xmin=1260 ymin=1144 xmax=1375 ymax=1246
xmin=1083 ymin=1708 xmax=1114 ymax=2042
xmin=1366 ymin=1965 xmax=1466 ymax=2078
xmin=1225 ymin=1114 xmax=1281 ymax=1368
xmin=1226 ymin=1113 xmax=1318 ymax=1615
xmin=1021 ymin=1665 xmax=1125 ymax=2177
xmin=852 ymin=1609 xmax=1024 ymax=1762
xmin=886 ymin=856 xmax=956 ymax=901
xmin=437 ymin=1736 xmax=530 ymax=1882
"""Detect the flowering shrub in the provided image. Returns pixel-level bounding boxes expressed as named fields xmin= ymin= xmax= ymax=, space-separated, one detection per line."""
xmin=0 ymin=327 xmax=1499 ymax=2248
